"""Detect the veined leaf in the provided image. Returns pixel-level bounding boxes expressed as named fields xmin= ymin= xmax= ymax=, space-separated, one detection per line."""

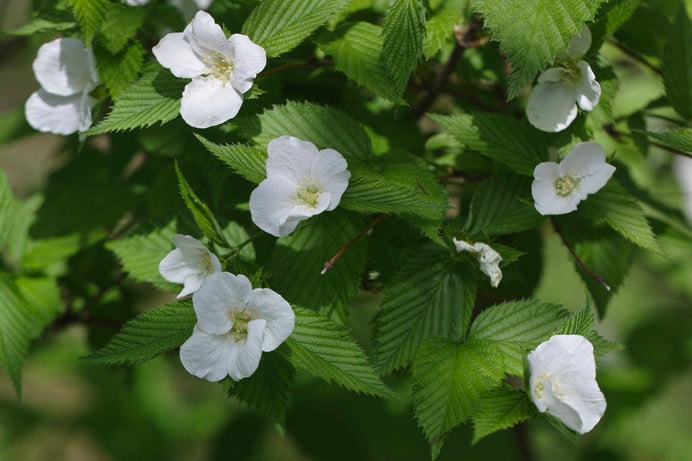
xmin=423 ymin=8 xmax=459 ymax=58
xmin=67 ymin=0 xmax=110 ymax=46
xmin=96 ymin=41 xmax=145 ymax=100
xmin=85 ymin=63 xmax=184 ymax=135
xmin=98 ymin=3 xmax=145 ymax=54
xmin=242 ymin=0 xmax=349 ymax=57
xmin=197 ymin=136 xmax=267 ymax=184
xmin=431 ymin=113 xmax=548 ymax=176
xmin=285 ymin=307 xmax=391 ymax=397
xmin=642 ymin=128 xmax=692 ymax=153
xmin=590 ymin=0 xmax=641 ymax=51
xmin=662 ymin=2 xmax=692 ymax=119
xmin=383 ymin=0 xmax=426 ymax=96
xmin=373 ymin=252 xmax=477 ymax=373
xmin=83 ymin=301 xmax=196 ymax=366
xmin=270 ymin=210 xmax=367 ymax=310
xmin=472 ymin=0 xmax=604 ymax=98
xmin=317 ymin=22 xmax=404 ymax=102
xmin=472 ymin=388 xmax=535 ymax=444
xmin=0 ymin=172 xmax=17 ymax=249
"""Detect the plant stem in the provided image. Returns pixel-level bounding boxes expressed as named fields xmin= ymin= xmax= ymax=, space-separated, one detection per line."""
xmin=321 ymin=214 xmax=387 ymax=275
xmin=552 ymin=218 xmax=611 ymax=291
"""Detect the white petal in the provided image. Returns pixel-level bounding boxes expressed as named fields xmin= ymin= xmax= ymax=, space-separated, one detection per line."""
xmin=249 ymin=176 xmax=302 ymax=237
xmin=186 ymin=10 xmax=230 ymax=57
xmin=266 ymin=136 xmax=319 ymax=182
xmin=247 ymin=288 xmax=295 ymax=351
xmin=226 ymin=319 xmax=266 ymax=380
xmin=452 ymin=238 xmax=477 ymax=254
xmin=179 ymin=326 xmax=232 ymax=382
xmin=310 ymin=148 xmax=350 ymax=211
xmin=229 ymin=34 xmax=267 ymax=94
xmin=579 ymin=163 xmax=616 ymax=197
xmin=532 ymin=179 xmax=580 ymax=215
xmin=574 ymin=61 xmax=601 ymax=111
xmin=192 ymin=272 xmax=253 ymax=335
xmin=180 ymin=78 xmax=243 ymax=128
xmin=25 ymin=90 xmax=85 ymax=135
xmin=33 ymin=38 xmax=96 ymax=96
xmin=152 ymin=32 xmax=206 ymax=78
xmin=536 ymin=67 xmax=569 ymax=84
xmin=533 ymin=161 xmax=560 ymax=183
xmin=173 ymin=234 xmax=222 ymax=273
xmin=567 ymin=25 xmax=592 ymax=59
xmin=159 ymin=249 xmax=200 ymax=296
xmin=526 ymin=79 xmax=578 ymax=132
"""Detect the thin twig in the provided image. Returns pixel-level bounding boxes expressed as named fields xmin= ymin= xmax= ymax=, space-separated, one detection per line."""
xmin=552 ymin=218 xmax=611 ymax=291
xmin=321 ymin=214 xmax=387 ymax=275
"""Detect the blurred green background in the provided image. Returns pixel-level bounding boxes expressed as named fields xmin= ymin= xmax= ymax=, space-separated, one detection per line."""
xmin=1 ymin=1 xmax=691 ymax=460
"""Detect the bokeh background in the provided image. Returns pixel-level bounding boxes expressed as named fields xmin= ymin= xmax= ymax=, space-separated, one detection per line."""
xmin=1 ymin=1 xmax=691 ymax=460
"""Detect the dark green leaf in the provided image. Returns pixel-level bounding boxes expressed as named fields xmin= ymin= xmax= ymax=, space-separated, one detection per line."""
xmin=383 ymin=0 xmax=426 ymax=95
xmin=472 ymin=388 xmax=535 ymax=444
xmin=662 ymin=3 xmax=692 ymax=119
xmin=197 ymin=136 xmax=267 ymax=184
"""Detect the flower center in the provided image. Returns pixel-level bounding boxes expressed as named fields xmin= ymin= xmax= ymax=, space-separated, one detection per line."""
xmin=557 ymin=59 xmax=583 ymax=87
xmin=227 ymin=309 xmax=254 ymax=343
xmin=294 ymin=180 xmax=322 ymax=208
xmin=203 ymin=51 xmax=234 ymax=85
xmin=554 ymin=175 xmax=579 ymax=197
xmin=198 ymin=250 xmax=215 ymax=275
xmin=534 ymin=372 xmax=566 ymax=401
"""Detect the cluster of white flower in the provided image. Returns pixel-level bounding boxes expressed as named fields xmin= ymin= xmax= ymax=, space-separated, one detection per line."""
xmin=452 ymin=238 xmax=503 ymax=287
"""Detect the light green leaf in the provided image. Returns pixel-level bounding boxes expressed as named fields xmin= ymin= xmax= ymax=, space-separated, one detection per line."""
xmin=431 ymin=113 xmax=548 ymax=176
xmin=590 ymin=0 xmax=641 ymax=51
xmin=383 ymin=0 xmax=426 ymax=95
xmin=285 ymin=307 xmax=392 ymax=397
xmin=242 ymin=0 xmax=350 ymax=57
xmin=270 ymin=210 xmax=367 ymax=310
xmin=5 ymin=17 xmax=76 ymax=36
xmin=98 ymin=3 xmax=145 ymax=54
xmin=96 ymin=41 xmax=145 ymax=100
xmin=423 ymin=8 xmax=459 ymax=59
xmin=373 ymin=252 xmax=477 ymax=373
xmin=642 ymin=128 xmax=692 ymax=153
xmin=197 ymin=137 xmax=267 ymax=184
xmin=472 ymin=0 xmax=604 ymax=98
xmin=662 ymin=2 xmax=692 ymax=119
xmin=472 ymin=388 xmax=535 ymax=444
xmin=67 ymin=0 xmax=110 ymax=46
xmin=83 ymin=301 xmax=196 ymax=366
xmin=317 ymin=22 xmax=404 ymax=102
xmin=85 ymin=63 xmax=184 ymax=135
xmin=0 ymin=172 xmax=17 ymax=249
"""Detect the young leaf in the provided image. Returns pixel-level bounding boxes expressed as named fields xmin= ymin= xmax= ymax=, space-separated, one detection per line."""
xmin=96 ymin=41 xmax=145 ymax=100
xmin=423 ymin=8 xmax=459 ymax=59
xmin=662 ymin=2 xmax=692 ymax=119
xmin=196 ymin=137 xmax=267 ymax=184
xmin=373 ymin=252 xmax=477 ymax=373
xmin=383 ymin=0 xmax=426 ymax=96
xmin=98 ymin=3 xmax=145 ymax=54
xmin=85 ymin=63 xmax=184 ymax=135
xmin=285 ymin=307 xmax=392 ymax=397
xmin=472 ymin=0 xmax=604 ymax=98
xmin=67 ymin=0 xmax=110 ymax=46
xmin=83 ymin=301 xmax=197 ymax=366
xmin=472 ymin=388 xmax=535 ymax=444
xmin=317 ymin=22 xmax=404 ymax=103
xmin=242 ymin=0 xmax=349 ymax=57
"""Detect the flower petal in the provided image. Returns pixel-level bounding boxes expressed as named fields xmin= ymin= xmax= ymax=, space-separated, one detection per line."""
xmin=311 ymin=148 xmax=350 ymax=211
xmin=186 ymin=10 xmax=230 ymax=57
xmin=33 ymin=38 xmax=97 ymax=96
xmin=567 ymin=25 xmax=592 ymax=59
xmin=25 ymin=90 xmax=87 ymax=135
xmin=180 ymin=78 xmax=243 ymax=128
xmin=266 ymin=136 xmax=319 ymax=182
xmin=536 ymin=67 xmax=569 ymax=84
xmin=250 ymin=175 xmax=302 ymax=237
xmin=526 ymin=79 xmax=578 ymax=132
xmin=179 ymin=326 xmax=232 ymax=382
xmin=192 ymin=272 xmax=253 ymax=335
xmin=226 ymin=319 xmax=266 ymax=380
xmin=247 ymin=288 xmax=295 ymax=351
xmin=229 ymin=34 xmax=267 ymax=94
xmin=152 ymin=32 xmax=206 ymax=78
xmin=574 ymin=61 xmax=601 ymax=111
xmin=173 ymin=234 xmax=222 ymax=274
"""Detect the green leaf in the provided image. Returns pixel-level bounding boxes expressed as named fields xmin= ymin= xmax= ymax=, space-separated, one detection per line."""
xmin=590 ymin=0 xmax=641 ymax=51
xmin=662 ymin=2 xmax=692 ymax=119
xmin=472 ymin=0 xmax=604 ymax=98
xmin=642 ymin=127 xmax=692 ymax=153
xmin=373 ymin=252 xmax=477 ymax=373
xmin=96 ymin=41 xmax=145 ymax=100
xmin=464 ymin=170 xmax=544 ymax=236
xmin=317 ymin=22 xmax=404 ymax=102
xmin=85 ymin=63 xmax=184 ymax=135
xmin=577 ymin=181 xmax=661 ymax=253
xmin=197 ymin=137 xmax=267 ymax=184
xmin=431 ymin=113 xmax=547 ymax=176
xmin=285 ymin=307 xmax=391 ymax=397
xmin=411 ymin=338 xmax=506 ymax=458
xmin=472 ymin=388 xmax=535 ymax=444
xmin=83 ymin=301 xmax=196 ymax=366
xmin=0 ymin=172 xmax=17 ymax=249
xmin=270 ymin=211 xmax=367 ymax=310
xmin=383 ymin=0 xmax=426 ymax=95
xmin=245 ymin=101 xmax=374 ymax=161
xmin=67 ymin=0 xmax=110 ymax=46
xmin=5 ymin=17 xmax=76 ymax=36
xmin=423 ymin=8 xmax=459 ymax=59
xmin=242 ymin=0 xmax=349 ymax=57
xmin=175 ymin=163 xmax=229 ymax=248
xmin=556 ymin=305 xmax=621 ymax=358
xmin=98 ymin=3 xmax=145 ymax=54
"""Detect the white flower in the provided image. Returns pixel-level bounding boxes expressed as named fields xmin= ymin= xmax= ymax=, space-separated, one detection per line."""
xmin=527 ymin=335 xmax=607 ymax=434
xmin=526 ymin=26 xmax=601 ymax=132
xmin=25 ymin=37 xmax=100 ymax=135
xmin=159 ymin=234 xmax=222 ymax=298
xmin=152 ymin=10 xmax=266 ymax=128
xmin=453 ymin=238 xmax=503 ymax=287
xmin=531 ymin=142 xmax=615 ymax=215
xmin=249 ymin=136 xmax=351 ymax=237
xmin=180 ymin=272 xmax=295 ymax=381
xmin=169 ymin=0 xmax=213 ymax=17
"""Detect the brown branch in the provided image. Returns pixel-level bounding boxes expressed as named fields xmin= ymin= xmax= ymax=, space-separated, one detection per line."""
xmin=321 ymin=214 xmax=387 ymax=275
xmin=552 ymin=218 xmax=611 ymax=291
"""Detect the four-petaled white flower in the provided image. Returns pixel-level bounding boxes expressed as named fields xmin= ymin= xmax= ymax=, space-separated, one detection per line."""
xmin=531 ymin=142 xmax=615 ymax=216
xmin=527 ymin=334 xmax=607 ymax=434
xmin=180 ymin=272 xmax=295 ymax=381
xmin=159 ymin=234 xmax=222 ymax=298
xmin=526 ymin=26 xmax=601 ymax=132
xmin=453 ymin=238 xmax=503 ymax=287
xmin=152 ymin=10 xmax=266 ymax=128
xmin=25 ymin=37 xmax=100 ymax=135
xmin=249 ymin=136 xmax=351 ymax=237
